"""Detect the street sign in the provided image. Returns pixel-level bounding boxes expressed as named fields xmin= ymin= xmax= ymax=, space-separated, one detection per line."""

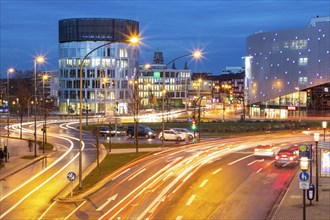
xmin=299 ymin=171 xmax=309 ymax=181
xmin=299 ymin=181 xmax=310 ymax=190
xmin=299 ymin=144 xmax=312 ymax=159
xmin=67 ymin=171 xmax=77 ymax=182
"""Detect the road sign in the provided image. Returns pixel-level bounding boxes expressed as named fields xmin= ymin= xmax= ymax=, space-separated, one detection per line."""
xmin=299 ymin=171 xmax=309 ymax=181
xmin=299 ymin=181 xmax=310 ymax=189
xmin=299 ymin=144 xmax=312 ymax=159
xmin=67 ymin=171 xmax=77 ymax=182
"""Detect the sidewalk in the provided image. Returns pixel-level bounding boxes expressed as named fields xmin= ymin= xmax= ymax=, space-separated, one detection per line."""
xmin=0 ymin=138 xmax=46 ymax=180
xmin=271 ymin=163 xmax=330 ymax=219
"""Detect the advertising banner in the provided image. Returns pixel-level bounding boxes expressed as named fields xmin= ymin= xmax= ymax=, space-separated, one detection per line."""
xmin=321 ymin=149 xmax=330 ymax=177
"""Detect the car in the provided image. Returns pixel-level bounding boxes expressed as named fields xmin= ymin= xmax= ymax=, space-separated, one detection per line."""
xmin=158 ymin=130 xmax=185 ymax=142
xmin=126 ymin=125 xmax=157 ymax=139
xmin=254 ymin=144 xmax=280 ymax=157
xmin=98 ymin=126 xmax=110 ymax=137
xmin=274 ymin=145 xmax=299 ymax=167
xmin=171 ymin=128 xmax=196 ymax=140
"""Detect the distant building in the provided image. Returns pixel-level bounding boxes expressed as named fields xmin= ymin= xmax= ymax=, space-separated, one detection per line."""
xmin=138 ymin=51 xmax=192 ymax=109
xmin=58 ymin=18 xmax=139 ymax=115
xmin=246 ymin=16 xmax=330 ymax=118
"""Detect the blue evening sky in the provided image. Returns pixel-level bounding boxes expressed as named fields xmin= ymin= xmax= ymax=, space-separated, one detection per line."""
xmin=0 ymin=0 xmax=329 ymax=78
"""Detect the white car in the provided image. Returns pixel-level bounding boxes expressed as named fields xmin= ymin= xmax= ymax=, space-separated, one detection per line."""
xmin=254 ymin=144 xmax=280 ymax=157
xmin=171 ymin=128 xmax=196 ymax=140
xmin=159 ymin=130 xmax=185 ymax=142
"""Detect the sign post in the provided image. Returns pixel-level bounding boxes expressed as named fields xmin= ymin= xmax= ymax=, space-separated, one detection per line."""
xmin=67 ymin=171 xmax=77 ymax=197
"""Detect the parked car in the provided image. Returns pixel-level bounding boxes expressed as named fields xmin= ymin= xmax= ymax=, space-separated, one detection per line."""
xmin=158 ymin=129 xmax=185 ymax=142
xmin=274 ymin=145 xmax=299 ymax=167
xmin=254 ymin=144 xmax=280 ymax=157
xmin=171 ymin=128 xmax=196 ymax=140
xmin=126 ymin=125 xmax=157 ymax=139
xmin=98 ymin=126 xmax=110 ymax=137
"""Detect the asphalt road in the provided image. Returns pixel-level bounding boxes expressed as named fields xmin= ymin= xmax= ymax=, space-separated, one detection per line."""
xmin=39 ymin=131 xmax=313 ymax=220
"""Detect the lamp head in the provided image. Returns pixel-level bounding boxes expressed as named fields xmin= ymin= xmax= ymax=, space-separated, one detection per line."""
xmin=35 ymin=56 xmax=45 ymax=63
xmin=314 ymin=132 xmax=320 ymax=142
xmin=322 ymin=121 xmax=327 ymax=129
xmin=7 ymin=67 xmax=15 ymax=73
xmin=129 ymin=36 xmax=140 ymax=45
xmin=192 ymin=50 xmax=202 ymax=59
xmin=300 ymin=156 xmax=309 ymax=171
xmin=42 ymin=74 xmax=49 ymax=80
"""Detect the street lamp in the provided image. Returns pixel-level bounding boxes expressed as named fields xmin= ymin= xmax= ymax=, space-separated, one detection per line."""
xmin=129 ymin=79 xmax=139 ymax=153
xmin=6 ymin=67 xmax=14 ymax=138
xmin=314 ymin=132 xmax=320 ymax=201
xmin=42 ymin=74 xmax=49 ymax=153
xmin=295 ymin=87 xmax=300 ymax=121
xmin=78 ymin=36 xmax=139 ymax=190
xmin=300 ymin=156 xmax=309 ymax=220
xmin=161 ymin=50 xmax=203 ymax=149
xmin=322 ymin=121 xmax=327 ymax=142
xmin=34 ymin=55 xmax=45 ymax=158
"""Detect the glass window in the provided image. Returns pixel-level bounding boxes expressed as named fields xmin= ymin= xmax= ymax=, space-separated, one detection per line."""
xmin=298 ymin=57 xmax=308 ymax=65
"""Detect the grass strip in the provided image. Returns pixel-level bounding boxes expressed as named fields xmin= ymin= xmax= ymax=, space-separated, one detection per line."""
xmin=76 ymin=152 xmax=153 ymax=193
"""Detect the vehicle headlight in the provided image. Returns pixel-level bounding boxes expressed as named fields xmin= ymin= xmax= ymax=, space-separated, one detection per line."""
xmin=148 ymin=131 xmax=152 ymax=135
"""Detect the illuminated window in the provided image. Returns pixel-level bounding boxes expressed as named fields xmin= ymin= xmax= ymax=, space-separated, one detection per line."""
xmin=298 ymin=77 xmax=307 ymax=85
xmin=298 ymin=57 xmax=308 ymax=65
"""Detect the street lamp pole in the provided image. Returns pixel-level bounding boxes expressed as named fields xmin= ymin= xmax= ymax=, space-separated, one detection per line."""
xmin=161 ymin=51 xmax=202 ymax=150
xmin=78 ymin=37 xmax=139 ymax=190
xmin=7 ymin=68 xmax=14 ymax=138
xmin=34 ymin=56 xmax=45 ymax=158
xmin=42 ymin=74 xmax=48 ymax=153
xmin=322 ymin=121 xmax=327 ymax=142
xmin=314 ymin=132 xmax=320 ymax=202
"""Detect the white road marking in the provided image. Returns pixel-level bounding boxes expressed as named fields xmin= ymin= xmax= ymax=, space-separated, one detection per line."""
xmin=228 ymin=154 xmax=254 ymax=165
xmin=64 ymin=201 xmax=86 ymax=220
xmin=176 ymin=216 xmax=183 ymax=220
xmin=128 ymin=168 xmax=146 ymax=181
xmin=212 ymin=168 xmax=222 ymax=174
xmin=96 ymin=194 xmax=118 ymax=211
xmin=186 ymin=195 xmax=196 ymax=206
xmin=199 ymin=179 xmax=209 ymax=188
xmin=257 ymin=168 xmax=263 ymax=173
xmin=38 ymin=201 xmax=57 ymax=220
xmin=247 ymin=159 xmax=264 ymax=166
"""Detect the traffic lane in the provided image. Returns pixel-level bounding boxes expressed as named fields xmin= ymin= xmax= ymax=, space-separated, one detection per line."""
xmin=154 ymin=150 xmax=298 ymax=219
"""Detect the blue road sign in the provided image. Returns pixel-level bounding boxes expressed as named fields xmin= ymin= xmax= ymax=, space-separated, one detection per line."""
xmin=67 ymin=171 xmax=77 ymax=182
xmin=299 ymin=171 xmax=309 ymax=181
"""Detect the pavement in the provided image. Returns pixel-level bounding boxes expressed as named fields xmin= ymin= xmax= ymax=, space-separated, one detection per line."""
xmin=1 ymin=137 xmax=329 ymax=220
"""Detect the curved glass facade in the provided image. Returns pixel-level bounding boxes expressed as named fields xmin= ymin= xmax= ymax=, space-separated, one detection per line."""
xmin=246 ymin=17 xmax=330 ymax=118
xmin=58 ymin=18 xmax=139 ymax=115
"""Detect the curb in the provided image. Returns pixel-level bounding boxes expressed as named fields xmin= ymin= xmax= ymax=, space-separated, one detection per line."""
xmin=0 ymin=155 xmax=47 ymax=181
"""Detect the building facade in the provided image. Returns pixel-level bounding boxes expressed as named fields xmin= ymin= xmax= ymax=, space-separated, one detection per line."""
xmin=246 ymin=16 xmax=330 ymax=118
xmin=58 ymin=18 xmax=139 ymax=115
xmin=138 ymin=51 xmax=192 ymax=110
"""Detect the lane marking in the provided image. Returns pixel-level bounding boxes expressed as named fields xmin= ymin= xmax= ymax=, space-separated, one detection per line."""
xmin=212 ymin=168 xmax=222 ymax=174
xmin=228 ymin=154 xmax=254 ymax=165
xmin=247 ymin=159 xmax=264 ymax=166
xmin=38 ymin=201 xmax=57 ymax=220
xmin=128 ymin=168 xmax=146 ymax=181
xmin=199 ymin=179 xmax=209 ymax=188
xmin=64 ymin=201 xmax=86 ymax=220
xmin=257 ymin=168 xmax=263 ymax=173
xmin=186 ymin=195 xmax=196 ymax=206
xmin=176 ymin=216 xmax=183 ymax=220
xmin=96 ymin=194 xmax=118 ymax=211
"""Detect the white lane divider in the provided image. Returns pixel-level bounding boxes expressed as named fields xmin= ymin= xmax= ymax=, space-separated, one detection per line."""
xmin=212 ymin=168 xmax=222 ymax=174
xmin=64 ymin=201 xmax=86 ymax=220
xmin=247 ymin=159 xmax=264 ymax=166
xmin=186 ymin=195 xmax=196 ymax=206
xmin=257 ymin=168 xmax=263 ymax=173
xmin=128 ymin=168 xmax=146 ymax=181
xmin=228 ymin=154 xmax=254 ymax=165
xmin=199 ymin=179 xmax=208 ymax=188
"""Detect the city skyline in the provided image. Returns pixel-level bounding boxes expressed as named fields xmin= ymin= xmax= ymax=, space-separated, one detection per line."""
xmin=1 ymin=0 xmax=329 ymax=77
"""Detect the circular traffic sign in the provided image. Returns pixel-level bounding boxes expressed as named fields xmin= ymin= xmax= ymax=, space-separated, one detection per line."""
xmin=299 ymin=144 xmax=307 ymax=152
xmin=67 ymin=171 xmax=77 ymax=182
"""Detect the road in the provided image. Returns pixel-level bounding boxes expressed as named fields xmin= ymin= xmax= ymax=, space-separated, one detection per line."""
xmin=0 ymin=120 xmax=98 ymax=219
xmin=39 ymin=131 xmax=313 ymax=219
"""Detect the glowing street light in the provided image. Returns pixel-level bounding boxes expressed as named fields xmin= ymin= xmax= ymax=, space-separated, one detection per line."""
xmin=322 ymin=121 xmax=327 ymax=142
xmin=42 ymin=74 xmax=49 ymax=153
xmin=78 ymin=36 xmax=140 ymax=190
xmin=314 ymin=132 xmax=320 ymax=201
xmin=34 ymin=55 xmax=45 ymax=158
xmin=6 ymin=67 xmax=14 ymax=138
xmin=161 ymin=50 xmax=203 ymax=149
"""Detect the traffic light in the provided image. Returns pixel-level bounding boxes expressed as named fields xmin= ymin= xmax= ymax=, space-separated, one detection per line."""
xmin=191 ymin=119 xmax=196 ymax=130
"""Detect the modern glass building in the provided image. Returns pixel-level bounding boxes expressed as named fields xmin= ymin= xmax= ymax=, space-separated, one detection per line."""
xmin=246 ymin=16 xmax=330 ymax=118
xmin=58 ymin=18 xmax=139 ymax=115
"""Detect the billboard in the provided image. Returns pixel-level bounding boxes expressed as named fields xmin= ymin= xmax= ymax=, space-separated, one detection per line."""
xmin=321 ymin=149 xmax=330 ymax=177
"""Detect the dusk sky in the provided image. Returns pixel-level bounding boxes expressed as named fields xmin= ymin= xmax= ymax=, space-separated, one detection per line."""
xmin=1 ymin=0 xmax=329 ymax=78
